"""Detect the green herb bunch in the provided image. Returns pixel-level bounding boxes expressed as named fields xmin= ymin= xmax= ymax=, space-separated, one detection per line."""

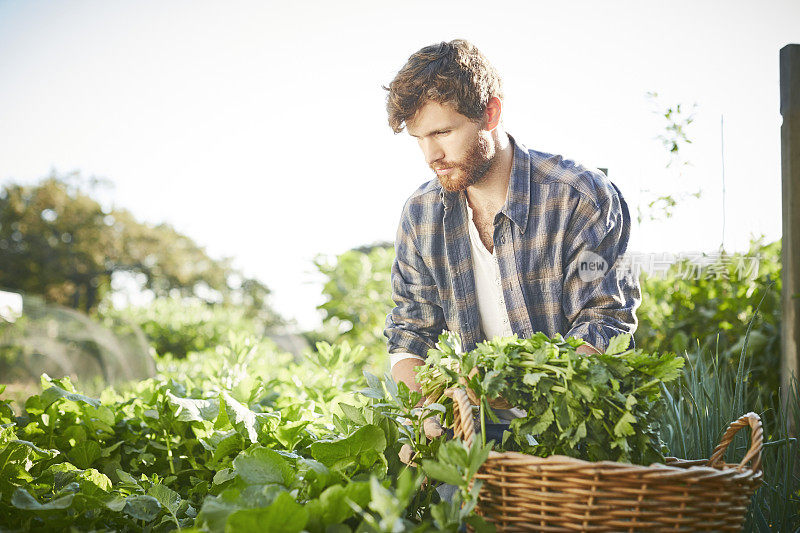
xmin=418 ymin=332 xmax=685 ymax=465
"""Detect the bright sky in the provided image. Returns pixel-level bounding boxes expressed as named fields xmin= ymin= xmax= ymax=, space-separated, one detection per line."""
xmin=0 ymin=0 xmax=797 ymax=329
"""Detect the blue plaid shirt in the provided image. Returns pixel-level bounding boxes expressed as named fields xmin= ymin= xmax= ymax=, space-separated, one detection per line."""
xmin=384 ymin=134 xmax=641 ymax=359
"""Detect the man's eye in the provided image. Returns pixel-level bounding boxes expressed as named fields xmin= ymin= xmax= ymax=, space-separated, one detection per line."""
xmin=436 ymin=131 xmax=449 ymax=136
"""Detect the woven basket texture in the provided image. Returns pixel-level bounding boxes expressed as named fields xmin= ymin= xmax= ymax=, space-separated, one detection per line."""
xmin=445 ymin=388 xmax=763 ymax=532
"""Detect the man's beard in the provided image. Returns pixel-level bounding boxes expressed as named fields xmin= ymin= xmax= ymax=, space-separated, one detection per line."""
xmin=433 ymin=134 xmax=494 ymax=192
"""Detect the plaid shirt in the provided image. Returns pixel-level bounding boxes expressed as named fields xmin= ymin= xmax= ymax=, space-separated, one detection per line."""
xmin=384 ymin=134 xmax=641 ymax=359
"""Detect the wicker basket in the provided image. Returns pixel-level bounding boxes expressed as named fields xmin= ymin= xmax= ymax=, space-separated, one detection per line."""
xmin=445 ymin=388 xmax=763 ymax=532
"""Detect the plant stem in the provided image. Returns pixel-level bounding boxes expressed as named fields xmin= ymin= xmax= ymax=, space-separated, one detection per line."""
xmin=604 ymin=397 xmax=625 ymax=413
xmin=480 ymin=399 xmax=487 ymax=446
xmin=165 ymin=431 xmax=176 ymax=475
xmin=631 ymin=379 xmax=660 ymax=395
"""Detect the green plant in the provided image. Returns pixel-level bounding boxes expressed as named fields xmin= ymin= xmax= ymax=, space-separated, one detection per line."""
xmin=102 ymin=298 xmax=265 ymax=359
xmin=313 ymin=244 xmax=395 ymax=361
xmin=660 ymin=351 xmax=800 ymax=531
xmin=659 ymin=309 xmax=800 ymax=531
xmin=636 ymin=238 xmax=781 ymax=409
xmin=418 ymin=332 xmax=684 ymax=465
xmin=637 ymin=92 xmax=701 ymax=224
xmin=0 ymin=333 xmax=493 ymax=532
xmin=421 ymin=439 xmax=495 ymax=532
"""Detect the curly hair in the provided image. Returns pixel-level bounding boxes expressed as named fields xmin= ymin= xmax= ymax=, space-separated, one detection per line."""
xmin=384 ymin=39 xmax=503 ymax=133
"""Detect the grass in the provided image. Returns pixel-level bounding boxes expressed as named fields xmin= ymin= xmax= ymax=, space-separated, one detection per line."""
xmin=659 ymin=339 xmax=800 ymax=532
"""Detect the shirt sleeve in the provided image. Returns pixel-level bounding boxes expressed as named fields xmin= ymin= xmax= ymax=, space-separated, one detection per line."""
xmin=561 ymin=181 xmax=641 ymax=352
xmin=389 ymin=352 xmax=426 ymax=370
xmin=383 ymin=202 xmax=447 ymax=360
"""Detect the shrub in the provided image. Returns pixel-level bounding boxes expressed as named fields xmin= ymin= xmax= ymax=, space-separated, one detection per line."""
xmin=101 ymin=298 xmax=263 ymax=359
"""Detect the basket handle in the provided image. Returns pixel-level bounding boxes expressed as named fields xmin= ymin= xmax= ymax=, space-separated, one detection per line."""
xmin=444 ymin=388 xmax=477 ymax=448
xmin=707 ymin=412 xmax=763 ymax=473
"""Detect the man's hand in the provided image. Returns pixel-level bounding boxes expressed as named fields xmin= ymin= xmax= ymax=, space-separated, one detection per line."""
xmin=423 ymin=414 xmax=445 ymax=439
xmin=398 ymin=443 xmax=416 ymax=466
xmin=461 ymin=367 xmax=513 ymax=409
xmin=398 ymin=414 xmax=444 ymax=466
xmin=391 ymin=356 xmax=446 ymax=466
xmin=575 ymin=342 xmax=601 ymax=356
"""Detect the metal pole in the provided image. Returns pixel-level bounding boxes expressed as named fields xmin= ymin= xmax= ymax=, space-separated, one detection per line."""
xmin=780 ymin=44 xmax=800 ymax=422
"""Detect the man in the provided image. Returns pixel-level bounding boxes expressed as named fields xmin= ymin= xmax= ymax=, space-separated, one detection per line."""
xmin=383 ymin=40 xmax=640 ymax=443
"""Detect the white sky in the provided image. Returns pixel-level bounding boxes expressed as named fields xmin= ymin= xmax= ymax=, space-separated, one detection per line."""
xmin=0 ymin=0 xmax=797 ymax=329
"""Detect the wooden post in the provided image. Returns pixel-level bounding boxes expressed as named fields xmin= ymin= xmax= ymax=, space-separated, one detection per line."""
xmin=780 ymin=44 xmax=800 ymax=418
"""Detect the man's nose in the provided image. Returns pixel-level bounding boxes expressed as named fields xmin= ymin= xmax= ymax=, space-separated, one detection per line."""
xmin=421 ymin=139 xmax=445 ymax=166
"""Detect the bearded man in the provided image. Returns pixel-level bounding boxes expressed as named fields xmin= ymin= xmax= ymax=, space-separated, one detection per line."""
xmin=383 ymin=40 xmax=641 ymax=447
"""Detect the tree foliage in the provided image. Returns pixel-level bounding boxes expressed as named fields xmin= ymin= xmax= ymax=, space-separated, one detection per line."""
xmin=313 ymin=243 xmax=395 ymax=358
xmin=0 ymin=172 xmax=279 ymax=321
xmin=637 ymin=92 xmax=702 ymax=223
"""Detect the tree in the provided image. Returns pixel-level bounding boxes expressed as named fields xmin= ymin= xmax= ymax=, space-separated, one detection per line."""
xmin=0 ymin=171 xmax=281 ymax=324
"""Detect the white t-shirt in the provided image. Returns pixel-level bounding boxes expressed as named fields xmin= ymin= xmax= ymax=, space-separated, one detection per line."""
xmin=464 ymin=199 xmax=515 ymax=341
xmin=389 ymin=197 xmax=513 ymax=369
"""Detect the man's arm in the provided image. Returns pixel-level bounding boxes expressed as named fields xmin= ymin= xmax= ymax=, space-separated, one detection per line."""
xmin=384 ymin=203 xmax=446 ymax=393
xmin=562 ymin=181 xmax=641 ymax=352
xmin=391 ymin=356 xmax=425 ymax=396
xmin=384 ymin=209 xmax=448 ymax=451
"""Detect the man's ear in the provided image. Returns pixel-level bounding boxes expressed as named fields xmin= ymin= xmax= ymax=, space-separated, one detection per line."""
xmin=484 ymin=96 xmax=502 ymax=131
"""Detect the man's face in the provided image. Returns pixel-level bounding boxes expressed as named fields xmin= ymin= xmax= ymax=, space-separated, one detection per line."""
xmin=406 ymin=101 xmax=494 ymax=192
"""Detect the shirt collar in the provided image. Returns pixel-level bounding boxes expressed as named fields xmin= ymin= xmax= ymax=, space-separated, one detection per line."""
xmin=501 ymin=134 xmax=532 ymax=234
xmin=440 ymin=133 xmax=531 ymax=235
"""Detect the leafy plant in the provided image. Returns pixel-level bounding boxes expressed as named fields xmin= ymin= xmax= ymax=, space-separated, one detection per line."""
xmin=0 ymin=334 xmax=493 ymax=532
xmin=636 ymin=238 xmax=781 ymax=409
xmin=418 ymin=331 xmax=684 ymax=465
xmin=312 ymin=244 xmax=395 ymax=363
xmin=421 ymin=439 xmax=495 ymax=532
xmin=637 ymin=91 xmax=701 ymax=223
xmin=100 ymin=297 xmax=277 ymax=359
